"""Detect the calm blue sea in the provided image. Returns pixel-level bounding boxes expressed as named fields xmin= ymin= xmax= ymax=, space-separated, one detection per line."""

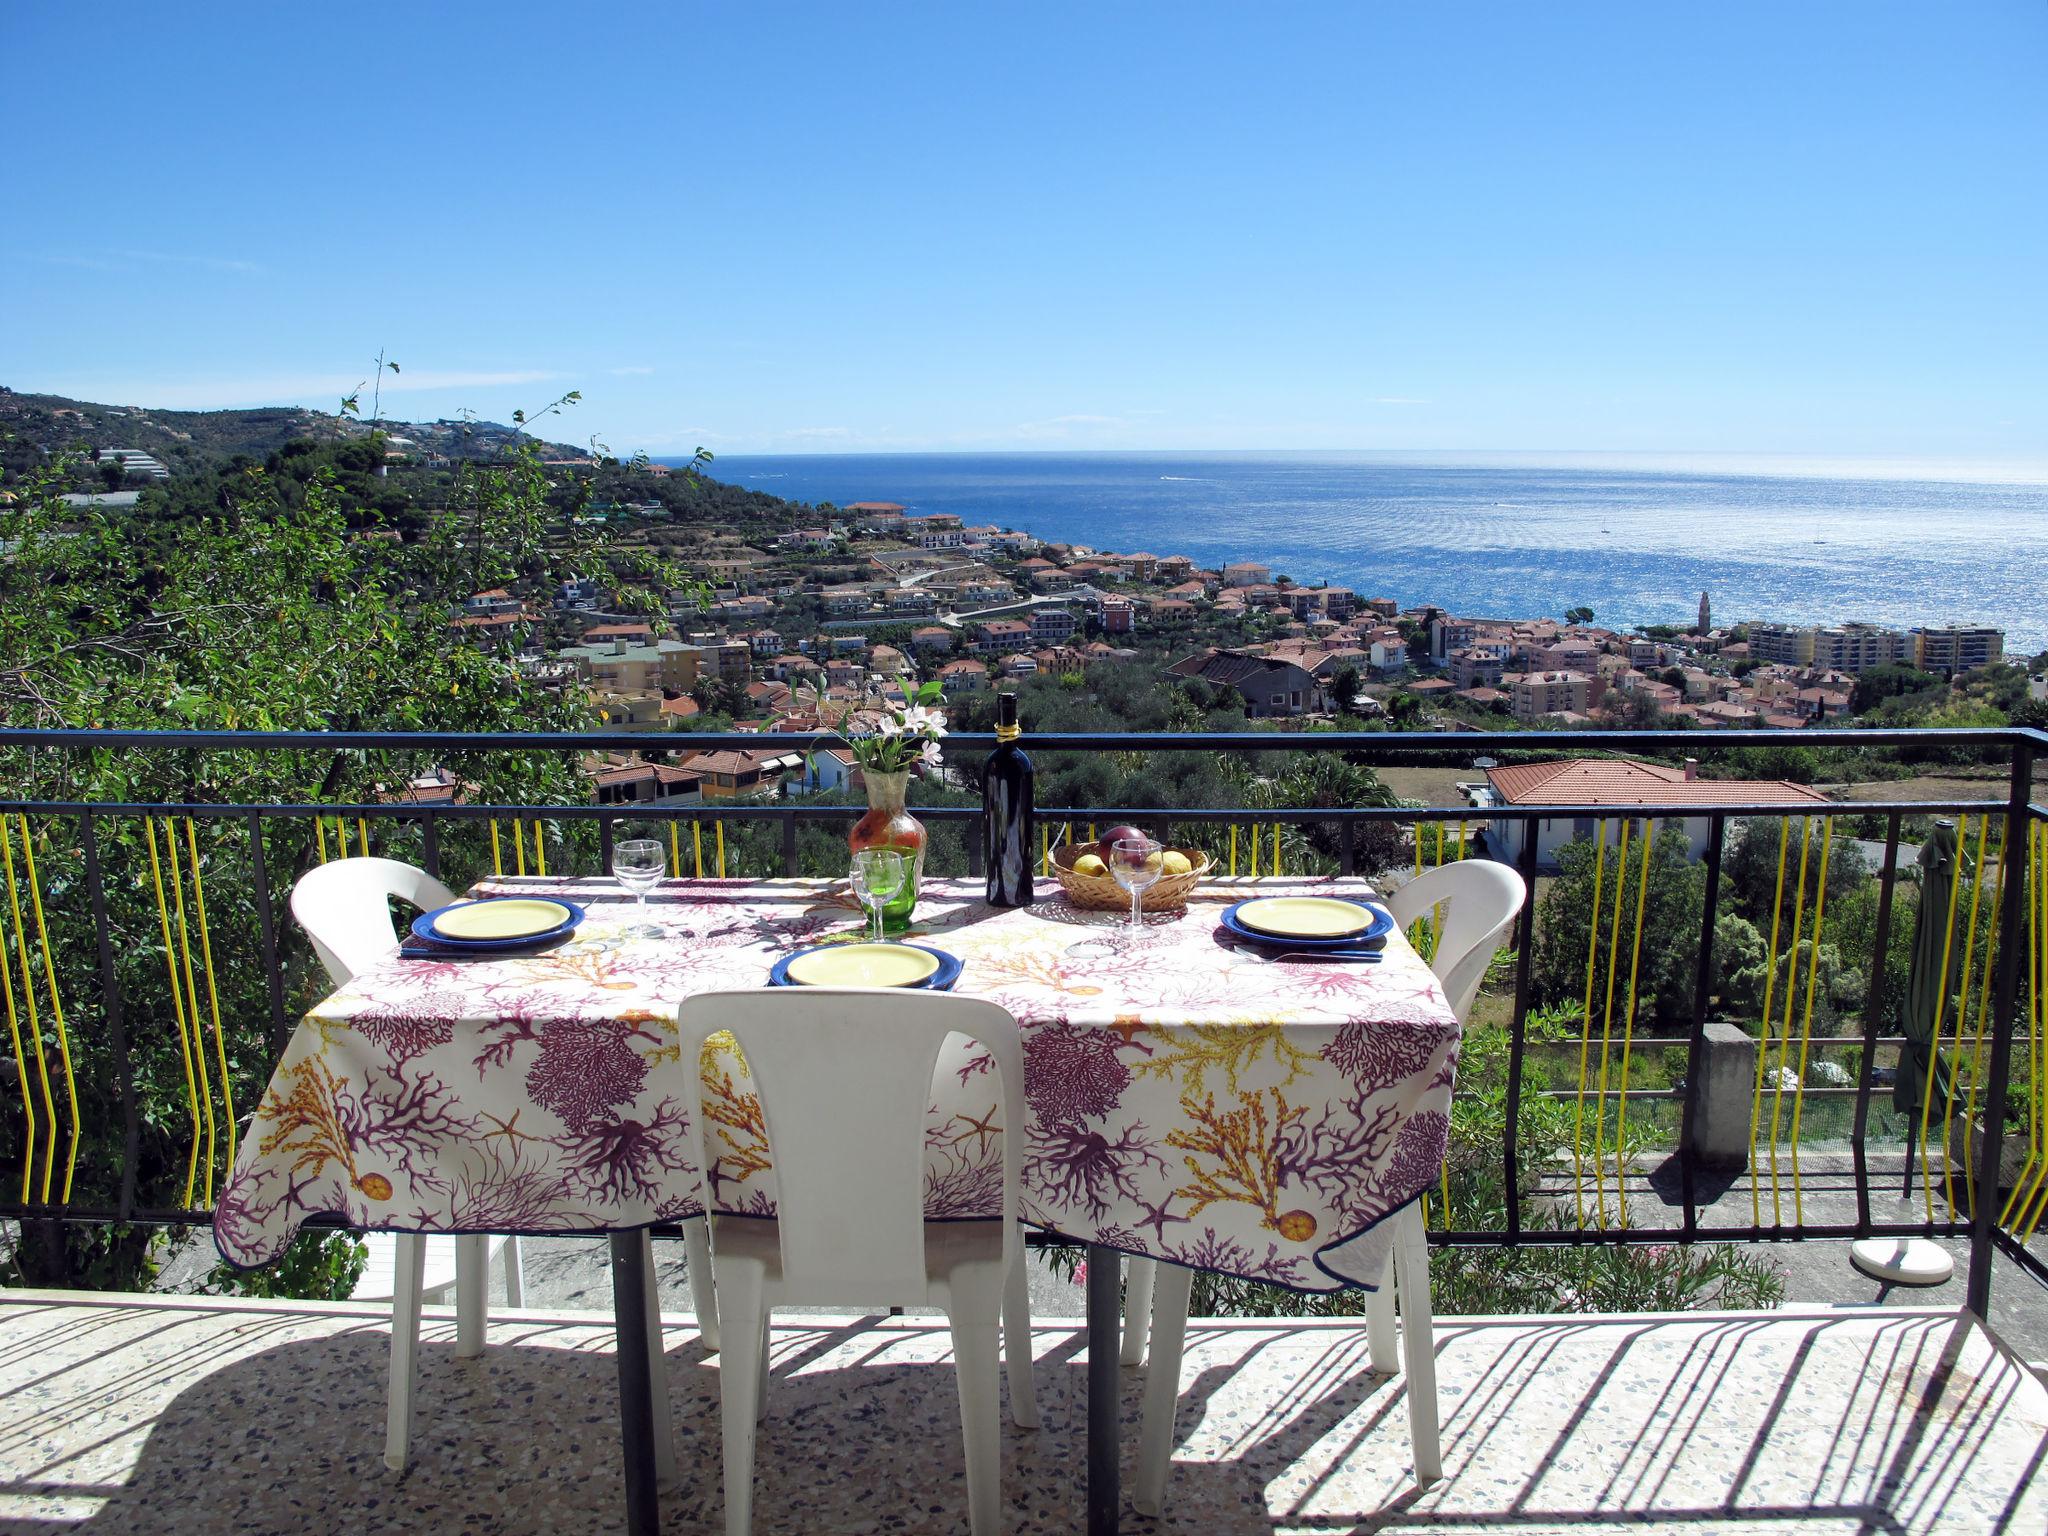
xmin=683 ymin=452 xmax=2048 ymax=652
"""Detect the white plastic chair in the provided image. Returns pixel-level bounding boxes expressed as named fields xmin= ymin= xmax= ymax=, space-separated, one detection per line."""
xmin=1383 ymin=859 xmax=1530 ymax=1020
xmin=1127 ymin=860 xmax=1527 ymax=1512
xmin=289 ymin=856 xmax=716 ymax=1474
xmin=677 ymin=988 xmax=1039 ymax=1536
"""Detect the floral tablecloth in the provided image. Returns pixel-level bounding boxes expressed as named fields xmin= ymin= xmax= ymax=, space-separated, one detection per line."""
xmin=215 ymin=877 xmax=1459 ymax=1291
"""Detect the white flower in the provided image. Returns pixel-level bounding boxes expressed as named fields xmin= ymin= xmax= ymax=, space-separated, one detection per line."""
xmin=901 ymin=704 xmax=948 ymax=739
xmin=919 ymin=739 xmax=943 ymax=768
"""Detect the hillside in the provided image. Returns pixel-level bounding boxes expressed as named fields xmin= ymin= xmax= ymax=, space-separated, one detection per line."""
xmin=0 ymin=386 xmax=582 ymax=483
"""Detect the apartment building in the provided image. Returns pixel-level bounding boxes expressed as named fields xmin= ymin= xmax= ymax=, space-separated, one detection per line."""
xmin=972 ymin=619 xmax=1033 ymax=656
xmin=1508 ymin=670 xmax=1596 ymax=721
xmin=1914 ymin=626 xmax=2004 ymax=673
xmin=1031 ymin=606 xmax=1078 ymax=644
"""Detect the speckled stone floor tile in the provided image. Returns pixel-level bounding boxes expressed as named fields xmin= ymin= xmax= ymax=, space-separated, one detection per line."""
xmin=1 ymin=1292 xmax=2042 ymax=1533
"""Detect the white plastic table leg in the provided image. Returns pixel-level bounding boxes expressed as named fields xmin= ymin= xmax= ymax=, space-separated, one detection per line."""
xmin=384 ymin=1233 xmax=427 ymax=1473
xmin=1132 ymin=1262 xmax=1194 ymax=1518
xmin=1121 ymin=1255 xmax=1155 ymax=1366
xmin=453 ymin=1234 xmax=489 ymax=1359
xmin=1003 ymin=1242 xmax=1040 ymax=1427
xmin=1366 ymin=1251 xmax=1398 ymax=1373
xmin=502 ymin=1235 xmax=524 ymax=1307
xmin=755 ymin=1307 xmax=771 ymax=1423
xmin=1392 ymin=1205 xmax=1442 ymax=1483
xmin=684 ymin=1217 xmax=719 ymax=1350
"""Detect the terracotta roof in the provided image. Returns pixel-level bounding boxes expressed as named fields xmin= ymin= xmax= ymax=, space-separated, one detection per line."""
xmin=1486 ymin=758 xmax=1828 ymax=808
xmin=679 ymin=748 xmax=803 ymax=776
xmin=593 ymin=761 xmax=701 ymax=787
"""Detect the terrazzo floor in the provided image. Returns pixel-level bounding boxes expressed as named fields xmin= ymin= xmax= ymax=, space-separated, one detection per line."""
xmin=1 ymin=1290 xmax=2043 ymax=1534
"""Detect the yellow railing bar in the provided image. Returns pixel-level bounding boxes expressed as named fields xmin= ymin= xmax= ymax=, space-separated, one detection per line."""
xmin=1040 ymin=823 xmax=1050 ymax=877
xmin=0 ymin=829 xmax=37 ymax=1204
xmin=1272 ymin=822 xmax=1282 ymax=877
xmin=1571 ymin=819 xmax=1610 ymax=1228
xmin=184 ymin=818 xmax=238 ymax=1176
xmin=1918 ymin=813 xmax=1970 ymax=1223
xmin=2004 ymin=817 xmax=2045 ymax=1228
xmin=513 ymin=818 xmax=527 ymax=877
xmin=1945 ymin=815 xmax=1991 ymax=1215
xmin=1435 ymin=821 xmax=1445 ymax=868
xmin=1229 ymin=824 xmax=1239 ymax=876
xmin=716 ymin=820 xmax=727 ymax=879
xmin=162 ymin=818 xmax=219 ymax=1205
xmin=669 ymin=822 xmax=682 ymax=878
xmin=0 ymin=820 xmax=56 ymax=1203
xmin=490 ymin=819 xmax=504 ymax=875
xmin=534 ymin=819 xmax=548 ymax=877
xmin=18 ymin=817 xmax=81 ymax=1203
xmin=144 ymin=818 xmax=204 ymax=1209
xmin=1590 ymin=818 xmax=1633 ymax=1226
xmin=1250 ymin=823 xmax=1261 ymax=876
xmin=1414 ymin=822 xmax=1423 ymax=878
xmin=1749 ymin=818 xmax=1792 ymax=1226
xmin=1457 ymin=819 xmax=1467 ymax=860
xmin=1765 ymin=817 xmax=1815 ymax=1227
xmin=693 ymin=821 xmax=705 ymax=878
xmin=315 ymin=814 xmax=329 ymax=865
xmin=1960 ymin=821 xmax=2005 ymax=1213
xmin=1611 ymin=819 xmax=1654 ymax=1226
xmin=356 ymin=817 xmax=369 ymax=859
xmin=2013 ymin=819 xmax=2048 ymax=1236
xmin=1786 ymin=817 xmax=1834 ymax=1225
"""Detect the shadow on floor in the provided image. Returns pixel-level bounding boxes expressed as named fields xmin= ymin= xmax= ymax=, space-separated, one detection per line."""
xmin=2 ymin=1307 xmax=2042 ymax=1534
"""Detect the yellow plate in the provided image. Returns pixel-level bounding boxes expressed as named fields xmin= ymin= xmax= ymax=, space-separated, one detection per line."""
xmin=785 ymin=943 xmax=942 ymax=988
xmin=1233 ymin=896 xmax=1377 ymax=940
xmin=432 ymin=899 xmax=574 ymax=941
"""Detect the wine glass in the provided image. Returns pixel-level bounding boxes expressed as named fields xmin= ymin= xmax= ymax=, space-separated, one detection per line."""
xmin=613 ymin=837 xmax=666 ymax=930
xmin=850 ymin=849 xmax=907 ymax=943
xmin=1108 ymin=836 xmax=1164 ymax=940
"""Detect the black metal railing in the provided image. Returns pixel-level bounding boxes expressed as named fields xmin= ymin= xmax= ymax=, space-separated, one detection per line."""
xmin=1 ymin=724 xmax=2041 ymax=1315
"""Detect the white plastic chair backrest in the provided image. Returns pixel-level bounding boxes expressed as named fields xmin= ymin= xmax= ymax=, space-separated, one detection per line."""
xmin=290 ymin=856 xmax=457 ymax=986
xmin=1384 ymin=860 xmax=1527 ymax=1022
xmin=677 ymin=988 xmax=1024 ymax=1305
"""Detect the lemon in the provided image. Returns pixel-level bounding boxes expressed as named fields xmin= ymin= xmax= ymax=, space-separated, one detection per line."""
xmin=1072 ymin=852 xmax=1108 ymax=877
xmin=1161 ymin=850 xmax=1193 ymax=876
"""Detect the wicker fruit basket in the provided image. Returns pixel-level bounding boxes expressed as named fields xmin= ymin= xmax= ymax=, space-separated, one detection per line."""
xmin=1050 ymin=843 xmax=1214 ymax=913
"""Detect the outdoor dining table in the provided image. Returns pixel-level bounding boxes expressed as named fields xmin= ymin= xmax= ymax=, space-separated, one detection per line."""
xmin=216 ymin=875 xmax=1462 ymax=1536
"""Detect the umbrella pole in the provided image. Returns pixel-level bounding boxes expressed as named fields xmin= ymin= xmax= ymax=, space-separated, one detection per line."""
xmin=1902 ymin=1122 xmax=1916 ymax=1198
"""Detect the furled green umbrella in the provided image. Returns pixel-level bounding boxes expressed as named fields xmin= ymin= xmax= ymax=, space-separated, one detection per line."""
xmin=1894 ymin=819 xmax=1964 ymax=1194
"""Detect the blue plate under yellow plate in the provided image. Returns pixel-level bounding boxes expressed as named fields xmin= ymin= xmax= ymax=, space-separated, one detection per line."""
xmin=1232 ymin=896 xmax=1379 ymax=939
xmin=770 ymin=943 xmax=963 ymax=990
xmin=1220 ymin=900 xmax=1393 ymax=951
xmin=432 ymin=898 xmax=575 ymax=941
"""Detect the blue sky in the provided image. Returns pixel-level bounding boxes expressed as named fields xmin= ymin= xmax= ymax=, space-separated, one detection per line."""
xmin=5 ymin=2 xmax=2045 ymax=459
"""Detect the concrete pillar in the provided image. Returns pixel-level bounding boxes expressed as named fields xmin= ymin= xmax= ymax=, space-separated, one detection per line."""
xmin=1693 ymin=1021 xmax=1757 ymax=1168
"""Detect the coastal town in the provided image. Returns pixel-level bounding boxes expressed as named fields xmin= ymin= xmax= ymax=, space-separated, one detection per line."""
xmin=431 ymin=486 xmax=2022 ymax=810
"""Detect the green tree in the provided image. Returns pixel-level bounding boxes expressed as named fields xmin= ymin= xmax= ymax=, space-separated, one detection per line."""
xmin=0 ymin=423 xmax=699 ymax=1294
xmin=1531 ymin=825 xmax=1705 ymax=1023
xmin=1850 ymin=662 xmax=1944 ymax=714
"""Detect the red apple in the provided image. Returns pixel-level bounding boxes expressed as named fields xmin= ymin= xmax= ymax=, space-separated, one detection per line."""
xmin=1097 ymin=824 xmax=1148 ymax=854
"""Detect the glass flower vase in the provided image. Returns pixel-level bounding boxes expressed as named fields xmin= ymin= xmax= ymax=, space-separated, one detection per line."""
xmin=848 ymin=768 xmax=926 ymax=934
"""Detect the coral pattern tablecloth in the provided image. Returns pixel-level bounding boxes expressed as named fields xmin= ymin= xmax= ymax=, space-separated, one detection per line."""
xmin=215 ymin=878 xmax=1460 ymax=1291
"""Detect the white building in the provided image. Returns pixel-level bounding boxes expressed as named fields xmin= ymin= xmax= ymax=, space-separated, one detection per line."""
xmin=1463 ymin=758 xmax=1830 ymax=870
